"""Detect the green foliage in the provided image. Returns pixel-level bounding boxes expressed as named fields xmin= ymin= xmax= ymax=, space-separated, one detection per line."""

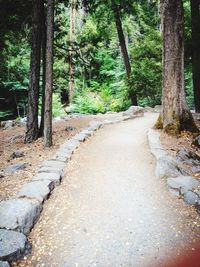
xmin=52 ymin=93 xmax=66 ymax=117
xmin=184 ymin=0 xmax=192 ymax=62
xmin=70 ymin=83 xmax=130 ymax=114
xmin=0 ymin=0 xmax=195 ymax=119
xmin=0 ymin=31 xmax=29 ymax=119
xmin=2 ymin=32 xmax=30 ymax=89
xmin=185 ymin=64 xmax=194 ymax=109
xmin=0 ymin=110 xmax=14 ymax=119
xmin=129 ymin=28 xmax=162 ymax=107
xmin=70 ymin=91 xmax=106 ymax=114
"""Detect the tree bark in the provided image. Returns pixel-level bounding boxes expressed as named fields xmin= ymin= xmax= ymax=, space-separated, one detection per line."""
xmin=68 ymin=0 xmax=76 ymax=102
xmin=25 ymin=0 xmax=42 ymax=143
xmin=44 ymin=0 xmax=54 ymax=147
xmin=111 ymin=0 xmax=137 ymax=106
xmin=157 ymin=0 xmax=197 ymax=135
xmin=39 ymin=1 xmax=47 ymax=137
xmin=190 ymin=0 xmax=200 ymax=113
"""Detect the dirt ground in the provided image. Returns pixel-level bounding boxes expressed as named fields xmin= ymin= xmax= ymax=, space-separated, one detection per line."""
xmin=0 ymin=115 xmax=94 ymax=201
xmin=160 ymin=117 xmax=200 ymax=180
xmin=0 ymin=112 xmax=124 ymax=201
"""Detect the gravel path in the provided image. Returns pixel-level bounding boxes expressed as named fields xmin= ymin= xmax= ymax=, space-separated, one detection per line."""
xmin=14 ymin=113 xmax=200 ymax=267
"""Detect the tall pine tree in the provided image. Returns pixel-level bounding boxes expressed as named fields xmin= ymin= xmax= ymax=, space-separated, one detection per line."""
xmin=156 ymin=0 xmax=197 ymax=135
xmin=190 ymin=0 xmax=200 ymax=113
xmin=44 ymin=0 xmax=54 ymax=147
xmin=25 ymin=0 xmax=42 ymax=143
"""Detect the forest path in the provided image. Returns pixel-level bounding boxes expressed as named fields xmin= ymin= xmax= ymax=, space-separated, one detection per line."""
xmin=17 ymin=113 xmax=200 ymax=267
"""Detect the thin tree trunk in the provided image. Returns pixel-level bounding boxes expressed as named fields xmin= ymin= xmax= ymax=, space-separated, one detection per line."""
xmin=111 ymin=0 xmax=137 ymax=106
xmin=156 ymin=0 xmax=197 ymax=135
xmin=44 ymin=0 xmax=54 ymax=147
xmin=190 ymin=0 xmax=200 ymax=113
xmin=39 ymin=1 xmax=47 ymax=137
xmin=80 ymin=3 xmax=87 ymax=91
xmin=68 ymin=0 xmax=76 ymax=102
xmin=25 ymin=0 xmax=42 ymax=143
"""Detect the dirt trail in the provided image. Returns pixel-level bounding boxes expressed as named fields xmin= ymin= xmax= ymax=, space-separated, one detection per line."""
xmin=15 ymin=113 xmax=200 ymax=267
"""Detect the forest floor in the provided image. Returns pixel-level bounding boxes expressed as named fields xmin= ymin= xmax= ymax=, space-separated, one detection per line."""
xmin=0 ymin=112 xmax=200 ymax=266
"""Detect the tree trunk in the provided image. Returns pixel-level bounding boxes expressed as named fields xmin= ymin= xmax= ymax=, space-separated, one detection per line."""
xmin=68 ymin=0 xmax=76 ymax=102
xmin=156 ymin=0 xmax=197 ymax=135
xmin=190 ymin=0 xmax=200 ymax=113
xmin=44 ymin=0 xmax=54 ymax=147
xmin=39 ymin=1 xmax=47 ymax=137
xmin=111 ymin=0 xmax=137 ymax=106
xmin=25 ymin=0 xmax=42 ymax=143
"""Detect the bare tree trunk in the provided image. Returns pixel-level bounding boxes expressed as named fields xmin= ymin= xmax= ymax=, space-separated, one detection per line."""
xmin=111 ymin=0 xmax=137 ymax=106
xmin=39 ymin=1 xmax=47 ymax=137
xmin=190 ymin=0 xmax=200 ymax=113
xmin=68 ymin=0 xmax=76 ymax=102
xmin=25 ymin=0 xmax=42 ymax=143
xmin=44 ymin=0 xmax=54 ymax=147
xmin=156 ymin=0 xmax=197 ymax=135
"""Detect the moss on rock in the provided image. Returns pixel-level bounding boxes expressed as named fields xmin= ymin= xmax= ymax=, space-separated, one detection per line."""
xmin=164 ymin=122 xmax=180 ymax=136
xmin=154 ymin=114 xmax=163 ymax=129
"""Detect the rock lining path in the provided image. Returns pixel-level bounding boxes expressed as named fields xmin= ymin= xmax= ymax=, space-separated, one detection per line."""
xmin=15 ymin=113 xmax=200 ymax=267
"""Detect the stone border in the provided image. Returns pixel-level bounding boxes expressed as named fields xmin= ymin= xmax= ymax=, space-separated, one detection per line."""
xmin=148 ymin=129 xmax=200 ymax=213
xmin=0 ymin=106 xmax=144 ymax=264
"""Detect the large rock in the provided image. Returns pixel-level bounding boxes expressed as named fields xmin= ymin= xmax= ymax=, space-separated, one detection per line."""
xmin=73 ymin=133 xmax=87 ymax=142
xmin=32 ymin=172 xmax=61 ymax=185
xmin=60 ymin=139 xmax=80 ymax=151
xmin=176 ymin=148 xmax=200 ymax=166
xmin=18 ymin=180 xmax=55 ymax=203
xmin=5 ymin=163 xmax=26 ymax=174
xmin=123 ymin=106 xmax=144 ymax=117
xmin=11 ymin=134 xmax=24 ymax=142
xmin=10 ymin=151 xmax=24 ymax=159
xmin=0 ymin=199 xmax=42 ymax=234
xmin=38 ymin=166 xmax=64 ymax=177
xmin=38 ymin=160 xmax=65 ymax=177
xmin=68 ymin=113 xmax=85 ymax=119
xmin=192 ymin=112 xmax=200 ymax=120
xmin=147 ymin=129 xmax=167 ymax=159
xmin=88 ymin=121 xmax=102 ymax=131
xmin=81 ymin=129 xmax=93 ymax=137
xmin=183 ymin=191 xmax=200 ymax=205
xmin=0 ymin=229 xmax=29 ymax=262
xmin=192 ymin=135 xmax=200 ymax=148
xmin=191 ymin=165 xmax=200 ymax=173
xmin=167 ymin=176 xmax=199 ymax=196
xmin=148 ymin=130 xmax=189 ymax=179
xmin=196 ymin=198 xmax=200 ymax=214
xmin=156 ymin=156 xmax=185 ymax=179
xmin=154 ymin=105 xmax=161 ymax=113
xmin=17 ymin=117 xmax=26 ymax=126
xmin=40 ymin=160 xmax=65 ymax=169
xmin=50 ymin=153 xmax=70 ymax=163
xmin=2 ymin=121 xmax=15 ymax=130
xmin=102 ymin=120 xmax=113 ymax=125
xmin=52 ymin=150 xmax=72 ymax=162
xmin=121 ymin=115 xmax=132 ymax=121
xmin=148 ymin=127 xmax=200 ymax=209
xmin=53 ymin=116 xmax=62 ymax=122
xmin=144 ymin=106 xmax=155 ymax=113
xmin=65 ymin=126 xmax=76 ymax=132
xmin=0 ymin=261 xmax=10 ymax=267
